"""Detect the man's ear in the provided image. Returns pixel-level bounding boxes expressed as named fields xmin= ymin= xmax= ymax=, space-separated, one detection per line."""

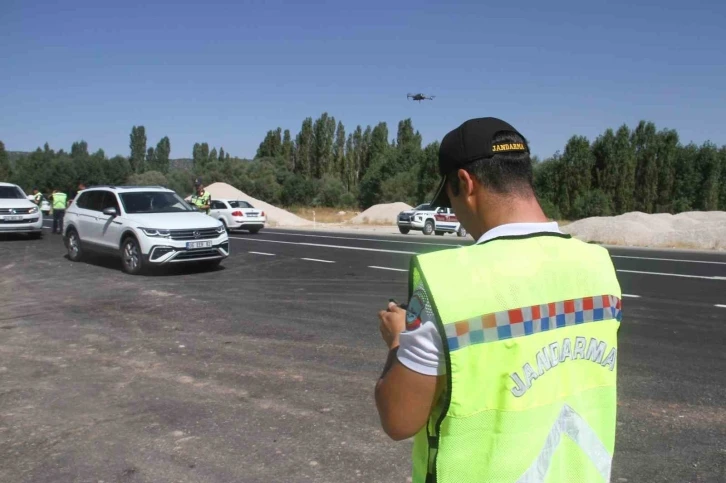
xmin=457 ymin=169 xmax=475 ymax=197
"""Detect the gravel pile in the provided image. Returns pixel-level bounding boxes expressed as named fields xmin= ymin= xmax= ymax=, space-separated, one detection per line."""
xmin=349 ymin=202 xmax=412 ymax=225
xmin=203 ymin=183 xmax=312 ymax=227
xmin=562 ymin=211 xmax=726 ymax=251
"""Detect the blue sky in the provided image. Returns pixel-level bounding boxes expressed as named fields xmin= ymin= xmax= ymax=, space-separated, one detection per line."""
xmin=2 ymin=0 xmax=725 ymax=160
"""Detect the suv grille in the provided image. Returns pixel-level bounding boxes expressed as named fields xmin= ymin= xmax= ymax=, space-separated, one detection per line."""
xmin=174 ymin=249 xmax=220 ymax=260
xmin=169 ymin=228 xmax=218 ymax=241
xmin=0 ymin=208 xmax=34 ymax=215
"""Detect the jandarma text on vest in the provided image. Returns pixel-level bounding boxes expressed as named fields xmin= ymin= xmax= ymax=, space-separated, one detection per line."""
xmin=510 ymin=336 xmax=616 ymax=397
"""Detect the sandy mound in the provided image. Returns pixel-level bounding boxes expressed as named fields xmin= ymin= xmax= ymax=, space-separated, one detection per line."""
xmin=200 ymin=183 xmax=311 ymax=227
xmin=562 ymin=211 xmax=726 ymax=251
xmin=349 ymin=202 xmax=412 ymax=225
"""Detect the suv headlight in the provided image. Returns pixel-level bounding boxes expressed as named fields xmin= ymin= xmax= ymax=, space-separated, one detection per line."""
xmin=140 ymin=228 xmax=171 ymax=238
xmin=29 ymin=206 xmax=39 ymax=214
xmin=216 ymin=224 xmax=226 ymax=234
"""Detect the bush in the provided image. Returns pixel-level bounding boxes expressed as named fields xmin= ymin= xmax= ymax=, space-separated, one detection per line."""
xmin=340 ymin=191 xmax=358 ymax=209
xmin=317 ymin=176 xmax=345 ymax=207
xmin=281 ymin=174 xmax=318 ymax=206
xmin=571 ymin=190 xmax=613 ymax=219
xmin=380 ymin=171 xmax=416 ymax=206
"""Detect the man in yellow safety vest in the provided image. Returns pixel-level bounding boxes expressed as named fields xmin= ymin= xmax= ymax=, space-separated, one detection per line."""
xmin=50 ymin=189 xmax=68 ymax=234
xmin=190 ymin=179 xmax=211 ymax=215
xmin=375 ymin=117 xmax=622 ymax=482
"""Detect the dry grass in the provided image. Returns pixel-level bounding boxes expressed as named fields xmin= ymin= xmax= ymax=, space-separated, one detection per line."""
xmin=286 ymin=207 xmax=359 ymax=224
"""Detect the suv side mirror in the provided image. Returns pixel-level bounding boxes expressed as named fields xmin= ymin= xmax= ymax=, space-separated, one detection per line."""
xmin=103 ymin=207 xmax=118 ymax=217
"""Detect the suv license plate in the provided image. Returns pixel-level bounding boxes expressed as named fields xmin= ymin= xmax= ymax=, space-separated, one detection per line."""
xmin=186 ymin=241 xmax=213 ymax=249
xmin=2 ymin=216 xmax=23 ymax=221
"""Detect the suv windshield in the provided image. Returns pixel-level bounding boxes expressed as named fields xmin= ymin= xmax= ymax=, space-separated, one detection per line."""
xmin=0 ymin=186 xmax=26 ymax=199
xmin=414 ymin=203 xmax=431 ymax=210
xmin=228 ymin=200 xmax=253 ymax=209
xmin=119 ymin=191 xmax=193 ymax=214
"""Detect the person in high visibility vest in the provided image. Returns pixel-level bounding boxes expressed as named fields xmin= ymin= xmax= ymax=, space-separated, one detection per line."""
xmin=50 ymin=189 xmax=68 ymax=234
xmin=375 ymin=117 xmax=622 ymax=483
xmin=32 ymin=187 xmax=43 ymax=206
xmin=190 ymin=179 xmax=211 ymax=214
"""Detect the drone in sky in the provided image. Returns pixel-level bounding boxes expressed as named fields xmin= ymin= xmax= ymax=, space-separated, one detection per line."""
xmin=407 ymin=93 xmax=435 ymax=102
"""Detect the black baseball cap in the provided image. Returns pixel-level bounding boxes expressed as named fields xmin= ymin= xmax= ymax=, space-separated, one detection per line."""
xmin=430 ymin=117 xmax=529 ymax=208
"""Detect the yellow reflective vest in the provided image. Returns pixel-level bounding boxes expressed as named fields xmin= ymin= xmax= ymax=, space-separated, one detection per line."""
xmin=408 ymin=233 xmax=622 ymax=482
xmin=191 ymin=191 xmax=211 ymax=213
xmin=52 ymin=192 xmax=67 ymax=210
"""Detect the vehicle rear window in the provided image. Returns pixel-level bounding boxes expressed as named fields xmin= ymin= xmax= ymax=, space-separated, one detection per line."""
xmin=228 ymin=201 xmax=253 ymax=209
xmin=0 ymin=186 xmax=26 ymax=199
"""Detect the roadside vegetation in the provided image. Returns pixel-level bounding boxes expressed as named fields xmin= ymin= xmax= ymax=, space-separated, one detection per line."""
xmin=1 ymin=117 xmax=725 ymax=220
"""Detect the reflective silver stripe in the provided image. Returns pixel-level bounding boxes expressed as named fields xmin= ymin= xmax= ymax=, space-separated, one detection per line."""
xmin=516 ymin=404 xmax=612 ymax=483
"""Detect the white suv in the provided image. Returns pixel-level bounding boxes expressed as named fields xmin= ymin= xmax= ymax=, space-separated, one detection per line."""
xmin=63 ymin=185 xmax=229 ymax=274
xmin=397 ymin=203 xmax=467 ymax=237
xmin=0 ymin=182 xmax=43 ymax=238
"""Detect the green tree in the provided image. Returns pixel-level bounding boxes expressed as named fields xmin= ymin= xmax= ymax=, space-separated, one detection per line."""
xmin=155 ymin=136 xmax=171 ymax=174
xmin=533 ymin=156 xmax=561 ymax=211
xmin=558 ymin=136 xmax=594 ymax=218
xmin=334 ymin=121 xmax=346 ymax=181
xmin=613 ymin=125 xmax=637 ymax=214
xmin=281 ymin=129 xmax=293 ymax=169
xmin=396 ymin=118 xmax=422 ymax=149
xmin=0 ymin=141 xmax=13 ymax=180
xmin=103 ymin=156 xmax=132 ymax=185
xmin=416 ymin=141 xmax=440 ymax=203
xmin=591 ymin=129 xmax=618 ymax=205
xmin=572 ymin=190 xmax=614 ymax=219
xmin=312 ymin=113 xmax=336 ymax=178
xmin=257 ymin=128 xmax=283 ymax=158
xmin=129 ymin=126 xmax=147 ymax=173
xmin=632 ymin=121 xmax=659 ymax=213
xmin=127 ymin=170 xmax=168 ymax=187
xmin=655 ymin=129 xmax=679 ymax=212
xmin=294 ymin=118 xmax=314 ymax=177
xmin=317 ymin=175 xmax=345 ymax=207
xmin=673 ymin=143 xmax=700 ymax=212
xmin=719 ymin=146 xmax=726 ymax=210
xmin=146 ymin=147 xmax=155 ymax=171
xmin=696 ymin=141 xmax=721 ymax=211
xmin=71 ymin=140 xmax=89 ymax=159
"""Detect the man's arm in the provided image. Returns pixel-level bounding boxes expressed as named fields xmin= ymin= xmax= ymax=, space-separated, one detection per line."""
xmin=375 ymin=302 xmax=442 ymax=441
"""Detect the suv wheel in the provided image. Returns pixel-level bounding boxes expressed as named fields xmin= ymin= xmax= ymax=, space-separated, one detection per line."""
xmin=398 ymin=226 xmax=410 ymax=235
xmin=121 ymin=236 xmax=145 ymax=275
xmin=457 ymin=227 xmax=468 ymax=238
xmin=66 ymin=228 xmax=84 ymax=261
xmin=423 ymin=219 xmax=435 ymax=236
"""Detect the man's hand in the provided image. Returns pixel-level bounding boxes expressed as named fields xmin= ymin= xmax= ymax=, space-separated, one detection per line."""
xmin=378 ymin=301 xmax=406 ymax=350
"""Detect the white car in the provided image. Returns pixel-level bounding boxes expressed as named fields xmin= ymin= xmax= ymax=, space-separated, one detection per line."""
xmin=397 ymin=203 xmax=467 ymax=237
xmin=26 ymin=194 xmax=51 ymax=214
xmin=63 ymin=185 xmax=229 ymax=274
xmin=0 ymin=182 xmax=43 ymax=238
xmin=209 ymin=199 xmax=266 ymax=233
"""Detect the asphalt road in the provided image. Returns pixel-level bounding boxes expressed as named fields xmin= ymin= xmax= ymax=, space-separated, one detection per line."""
xmin=0 ymin=222 xmax=724 ymax=483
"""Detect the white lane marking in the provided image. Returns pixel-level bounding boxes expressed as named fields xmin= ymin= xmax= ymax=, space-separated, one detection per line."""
xmin=623 ymin=294 xmax=641 ymax=298
xmin=263 ymin=230 xmax=459 ymax=247
xmin=617 ymin=269 xmax=726 ymax=280
xmin=301 ymin=258 xmax=335 ymax=263
xmin=228 ymin=236 xmax=416 ymax=255
xmin=612 ymin=255 xmax=726 ymax=266
xmin=716 ymin=304 xmax=726 ymax=308
xmin=249 ymin=251 xmax=275 ymax=256
xmin=369 ymin=266 xmax=407 ymax=272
